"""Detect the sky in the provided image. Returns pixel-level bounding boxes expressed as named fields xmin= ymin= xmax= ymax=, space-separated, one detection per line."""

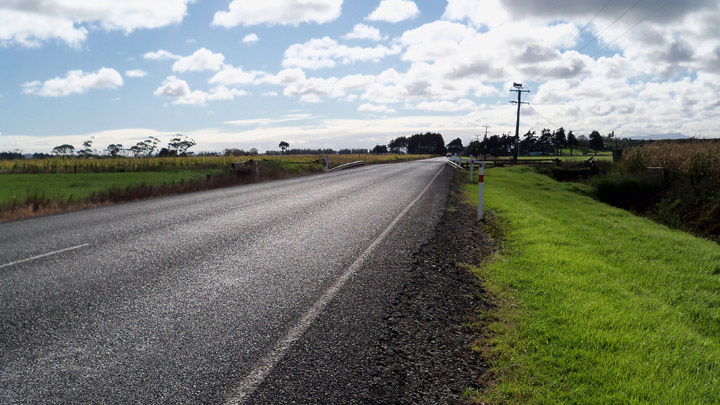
xmin=1 ymin=0 xmax=720 ymax=154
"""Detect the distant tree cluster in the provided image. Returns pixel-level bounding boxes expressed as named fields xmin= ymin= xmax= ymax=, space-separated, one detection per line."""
xmin=45 ymin=134 xmax=197 ymax=159
xmin=0 ymin=151 xmax=24 ymax=160
xmin=264 ymin=148 xmax=335 ymax=156
xmin=387 ymin=133 xmax=447 ymax=155
xmin=451 ymin=127 xmax=617 ymax=158
xmin=224 ymin=148 xmax=260 ymax=156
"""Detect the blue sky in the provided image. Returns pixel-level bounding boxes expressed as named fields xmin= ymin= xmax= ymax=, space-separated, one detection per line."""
xmin=1 ymin=0 xmax=719 ymax=154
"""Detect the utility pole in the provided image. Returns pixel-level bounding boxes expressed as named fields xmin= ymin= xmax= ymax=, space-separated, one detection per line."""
xmin=510 ymin=83 xmax=530 ymax=161
xmin=482 ymin=125 xmax=490 ymax=160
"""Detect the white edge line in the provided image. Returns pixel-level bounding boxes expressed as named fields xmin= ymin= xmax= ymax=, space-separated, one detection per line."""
xmin=225 ymin=165 xmax=446 ymax=405
xmin=0 ymin=243 xmax=91 ymax=269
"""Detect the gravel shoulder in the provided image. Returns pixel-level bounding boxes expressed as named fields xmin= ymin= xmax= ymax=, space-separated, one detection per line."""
xmin=370 ymin=172 xmax=498 ymax=403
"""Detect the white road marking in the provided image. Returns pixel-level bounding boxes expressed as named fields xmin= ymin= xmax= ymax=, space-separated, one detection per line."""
xmin=225 ymin=165 xmax=446 ymax=405
xmin=0 ymin=243 xmax=91 ymax=269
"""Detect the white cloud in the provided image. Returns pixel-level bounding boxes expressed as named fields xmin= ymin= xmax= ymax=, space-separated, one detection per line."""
xmin=413 ymin=99 xmax=476 ymax=112
xmin=242 ymin=33 xmax=259 ymax=44
xmin=0 ymin=10 xmax=87 ymax=48
xmin=22 ymin=68 xmax=123 ymax=97
xmin=153 ymin=76 xmax=248 ymax=106
xmin=212 ymin=0 xmax=342 ymax=27
xmin=442 ymin=0 xmax=510 ymax=28
xmin=358 ymin=103 xmax=396 ymax=113
xmin=343 ymin=24 xmax=385 ymax=41
xmin=209 ymin=66 xmax=260 ymax=86
xmin=207 ymin=85 xmax=249 ymax=101
xmin=262 ymin=91 xmax=278 ymax=97
xmin=0 ymin=1 xmax=192 ymax=47
xmin=399 ymin=21 xmax=477 ymax=62
xmin=125 ymin=69 xmax=148 ymax=78
xmin=258 ymin=68 xmax=376 ymax=102
xmin=367 ymin=0 xmax=419 ymax=23
xmin=154 ymin=76 xmax=191 ymax=99
xmin=283 ymin=37 xmax=401 ymax=70
xmin=172 ymin=48 xmax=226 ymax=72
xmin=144 ymin=50 xmax=181 ymax=61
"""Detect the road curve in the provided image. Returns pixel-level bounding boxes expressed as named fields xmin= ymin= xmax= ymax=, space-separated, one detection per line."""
xmin=0 ymin=158 xmax=452 ymax=403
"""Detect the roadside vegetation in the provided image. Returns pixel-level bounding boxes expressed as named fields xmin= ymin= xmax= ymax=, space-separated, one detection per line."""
xmin=0 ymin=153 xmax=429 ymax=222
xmin=464 ymin=166 xmax=720 ymax=403
xmin=539 ymin=139 xmax=720 ymax=243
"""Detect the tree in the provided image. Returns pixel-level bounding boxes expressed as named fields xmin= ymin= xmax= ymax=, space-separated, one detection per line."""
xmin=552 ymin=127 xmax=566 ymax=155
xmin=157 ymin=147 xmax=176 ymax=157
xmin=129 ymin=143 xmax=145 ymax=157
xmin=589 ymin=130 xmax=604 ymax=155
xmin=371 ymin=144 xmax=388 ymax=154
xmin=107 ymin=144 xmax=122 ymax=158
xmin=168 ymin=135 xmax=196 ymax=156
xmin=143 ymin=136 xmax=160 ymax=156
xmin=566 ymin=131 xmax=578 ymax=155
xmin=388 ymin=136 xmax=408 ymax=153
xmin=279 ymin=141 xmax=289 ymax=156
xmin=538 ymin=129 xmax=553 ymax=156
xmin=520 ymin=130 xmax=537 ymax=155
xmin=446 ymin=138 xmax=464 ymax=155
xmin=406 ymin=132 xmax=446 ymax=154
xmin=78 ymin=139 xmax=94 ymax=158
xmin=52 ymin=144 xmax=75 ymax=156
xmin=464 ymin=140 xmax=482 ymax=157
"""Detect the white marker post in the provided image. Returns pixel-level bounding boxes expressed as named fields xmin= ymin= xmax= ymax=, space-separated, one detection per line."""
xmin=478 ymin=162 xmax=485 ymax=221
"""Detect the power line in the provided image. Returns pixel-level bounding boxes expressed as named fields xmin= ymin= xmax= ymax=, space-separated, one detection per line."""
xmin=531 ymin=0 xmax=643 ymax=82
xmin=527 ymin=104 xmax=559 ymax=128
xmin=588 ymin=0 xmax=671 ymax=59
xmin=529 ymin=0 xmax=614 ymax=82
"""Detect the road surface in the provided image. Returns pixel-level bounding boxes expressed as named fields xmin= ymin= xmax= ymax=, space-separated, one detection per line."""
xmin=0 ymin=158 xmax=452 ymax=403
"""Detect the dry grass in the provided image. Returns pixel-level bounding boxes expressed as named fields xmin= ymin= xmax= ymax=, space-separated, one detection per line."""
xmin=621 ymin=140 xmax=720 ymax=183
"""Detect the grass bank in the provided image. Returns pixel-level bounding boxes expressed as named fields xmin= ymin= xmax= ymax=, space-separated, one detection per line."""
xmin=466 ymin=166 xmax=720 ymax=403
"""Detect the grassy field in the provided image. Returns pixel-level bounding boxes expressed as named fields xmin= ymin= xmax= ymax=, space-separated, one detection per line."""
xmin=0 ymin=171 xmax=219 ymax=203
xmin=466 ymin=166 xmax=720 ymax=403
xmin=0 ymin=154 xmax=428 ymax=174
xmin=0 ymin=154 xmax=431 ymax=221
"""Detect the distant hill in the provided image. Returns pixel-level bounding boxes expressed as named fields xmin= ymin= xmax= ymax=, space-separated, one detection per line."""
xmin=630 ymin=133 xmax=691 ymax=140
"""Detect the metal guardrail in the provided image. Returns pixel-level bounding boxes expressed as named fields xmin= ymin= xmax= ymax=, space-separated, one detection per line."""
xmin=327 ymin=160 xmax=365 ymax=172
xmin=447 ymin=156 xmax=561 ymax=168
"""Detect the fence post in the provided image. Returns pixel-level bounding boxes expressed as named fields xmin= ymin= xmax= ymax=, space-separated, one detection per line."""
xmin=470 ymin=158 xmax=474 ymax=183
xmin=255 ymin=160 xmax=259 ymax=181
xmin=478 ymin=162 xmax=485 ymax=221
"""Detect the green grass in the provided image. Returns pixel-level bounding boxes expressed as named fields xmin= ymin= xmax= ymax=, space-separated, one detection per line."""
xmin=467 ymin=166 xmax=720 ymax=403
xmin=0 ymin=171 xmax=217 ymax=204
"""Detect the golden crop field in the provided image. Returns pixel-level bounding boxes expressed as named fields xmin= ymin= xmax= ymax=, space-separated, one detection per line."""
xmin=621 ymin=141 xmax=720 ymax=183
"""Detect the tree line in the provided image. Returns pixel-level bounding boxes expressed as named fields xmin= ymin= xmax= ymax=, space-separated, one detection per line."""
xmin=446 ymin=128 xmax=617 ymax=158
xmin=32 ymin=135 xmax=198 ymax=159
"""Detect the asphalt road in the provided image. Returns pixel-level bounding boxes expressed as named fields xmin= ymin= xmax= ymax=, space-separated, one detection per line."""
xmin=0 ymin=158 xmax=452 ymax=404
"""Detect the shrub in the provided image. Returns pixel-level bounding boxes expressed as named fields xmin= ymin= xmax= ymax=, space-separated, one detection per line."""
xmin=591 ymin=173 xmax=665 ymax=212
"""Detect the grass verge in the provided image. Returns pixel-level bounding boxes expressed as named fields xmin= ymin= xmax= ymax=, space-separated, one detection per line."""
xmin=466 ymin=166 xmax=720 ymax=403
xmin=0 ymin=171 xmax=220 ymax=203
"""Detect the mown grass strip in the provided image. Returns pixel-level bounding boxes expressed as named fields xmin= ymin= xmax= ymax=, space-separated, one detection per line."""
xmin=467 ymin=166 xmax=720 ymax=403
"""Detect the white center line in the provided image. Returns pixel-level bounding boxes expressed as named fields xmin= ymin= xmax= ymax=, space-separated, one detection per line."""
xmin=0 ymin=243 xmax=91 ymax=270
xmin=224 ymin=165 xmax=446 ymax=405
